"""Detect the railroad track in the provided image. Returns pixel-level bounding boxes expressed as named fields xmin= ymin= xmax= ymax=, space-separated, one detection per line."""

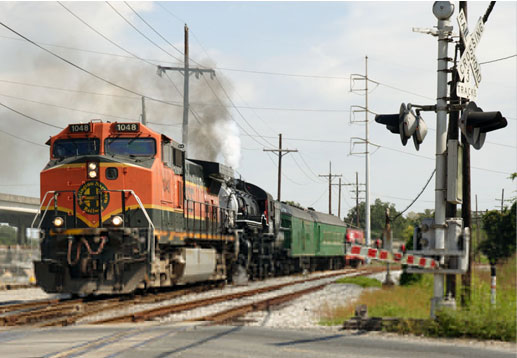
xmin=0 ymin=266 xmax=388 ymax=328
xmin=91 ymin=266 xmax=385 ymax=325
xmin=0 ymin=283 xmax=220 ymax=328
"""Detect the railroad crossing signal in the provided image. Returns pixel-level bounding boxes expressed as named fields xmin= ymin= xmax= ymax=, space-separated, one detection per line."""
xmin=456 ymin=9 xmax=485 ymax=100
xmin=374 ymin=103 xmax=428 ymax=150
xmin=460 ymin=101 xmax=508 ymax=150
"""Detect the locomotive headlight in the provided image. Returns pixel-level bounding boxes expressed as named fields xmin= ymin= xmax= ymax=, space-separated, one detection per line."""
xmin=86 ymin=162 xmax=99 ymax=180
xmin=111 ymin=215 xmax=123 ymax=226
xmin=53 ymin=216 xmax=64 ymax=227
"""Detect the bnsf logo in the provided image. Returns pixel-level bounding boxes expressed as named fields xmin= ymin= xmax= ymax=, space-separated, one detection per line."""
xmin=115 ymin=123 xmax=139 ymax=132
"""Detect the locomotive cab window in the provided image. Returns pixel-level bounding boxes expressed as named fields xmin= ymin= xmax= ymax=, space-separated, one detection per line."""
xmin=162 ymin=143 xmax=173 ymax=167
xmin=105 ymin=138 xmax=156 ymax=157
xmin=52 ymin=138 xmax=99 ymax=158
xmin=173 ymin=148 xmax=184 ymax=168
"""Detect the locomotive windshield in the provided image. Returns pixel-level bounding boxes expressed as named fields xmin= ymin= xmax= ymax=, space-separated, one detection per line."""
xmin=52 ymin=138 xmax=100 ymax=158
xmin=104 ymin=138 xmax=156 ymax=157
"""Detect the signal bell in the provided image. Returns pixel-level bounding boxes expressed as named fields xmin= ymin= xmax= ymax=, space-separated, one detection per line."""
xmin=374 ymin=103 xmax=428 ymax=151
xmin=460 ymin=101 xmax=507 ymax=150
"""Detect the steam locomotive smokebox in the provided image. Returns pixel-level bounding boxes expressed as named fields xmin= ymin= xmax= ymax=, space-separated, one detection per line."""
xmin=189 ymin=159 xmax=234 ymax=181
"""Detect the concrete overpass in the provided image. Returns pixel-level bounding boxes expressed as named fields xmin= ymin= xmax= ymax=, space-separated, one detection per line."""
xmin=0 ymin=193 xmax=40 ymax=244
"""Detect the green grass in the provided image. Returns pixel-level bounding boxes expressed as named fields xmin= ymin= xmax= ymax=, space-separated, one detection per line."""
xmin=320 ymin=255 xmax=517 ymax=342
xmin=335 ymin=276 xmax=382 ymax=288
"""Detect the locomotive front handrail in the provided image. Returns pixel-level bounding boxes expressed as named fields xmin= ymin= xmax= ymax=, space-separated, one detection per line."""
xmin=31 ymin=190 xmax=78 ymax=231
xmin=31 ymin=191 xmax=57 ymax=231
xmin=101 ymin=189 xmax=156 ymax=262
xmin=32 ymin=189 xmax=156 ymax=262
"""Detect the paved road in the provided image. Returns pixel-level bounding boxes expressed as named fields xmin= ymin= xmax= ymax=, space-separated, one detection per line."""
xmin=1 ymin=323 xmax=515 ymax=358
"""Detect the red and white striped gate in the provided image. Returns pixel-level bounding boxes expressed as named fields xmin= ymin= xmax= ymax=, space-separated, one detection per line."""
xmin=349 ymin=245 xmax=439 ymax=269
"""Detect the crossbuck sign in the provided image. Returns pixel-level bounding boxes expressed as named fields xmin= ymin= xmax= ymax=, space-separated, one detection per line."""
xmin=456 ymin=9 xmax=485 ymax=100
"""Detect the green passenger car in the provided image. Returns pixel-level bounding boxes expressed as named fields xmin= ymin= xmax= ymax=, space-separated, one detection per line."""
xmin=279 ymin=203 xmax=347 ymax=258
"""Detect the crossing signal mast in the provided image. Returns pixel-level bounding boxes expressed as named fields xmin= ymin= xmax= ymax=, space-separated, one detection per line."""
xmin=374 ymin=1 xmax=507 ymax=318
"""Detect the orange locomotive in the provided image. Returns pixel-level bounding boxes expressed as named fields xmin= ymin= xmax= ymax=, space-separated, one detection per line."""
xmin=33 ymin=121 xmax=236 ymax=295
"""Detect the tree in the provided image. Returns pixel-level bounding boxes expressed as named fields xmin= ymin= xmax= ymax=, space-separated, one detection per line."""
xmin=346 ymin=198 xmax=408 ymax=240
xmin=478 ymin=202 xmax=516 ymax=305
xmin=479 ymin=202 xmax=516 ymax=265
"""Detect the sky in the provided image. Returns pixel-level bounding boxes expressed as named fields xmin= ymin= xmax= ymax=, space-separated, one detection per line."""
xmin=0 ymin=1 xmax=515 ymax=219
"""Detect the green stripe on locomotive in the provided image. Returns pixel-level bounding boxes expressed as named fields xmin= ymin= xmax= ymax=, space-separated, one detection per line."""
xmin=280 ymin=205 xmax=346 ymax=257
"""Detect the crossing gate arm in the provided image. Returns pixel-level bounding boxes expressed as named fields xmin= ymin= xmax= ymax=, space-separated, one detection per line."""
xmin=350 ymin=245 xmax=439 ymax=269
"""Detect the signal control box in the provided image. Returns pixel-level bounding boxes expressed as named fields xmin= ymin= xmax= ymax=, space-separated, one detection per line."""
xmin=408 ymin=217 xmax=469 ymax=274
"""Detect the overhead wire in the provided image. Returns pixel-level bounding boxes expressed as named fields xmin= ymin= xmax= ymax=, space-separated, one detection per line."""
xmin=0 ymin=92 xmax=140 ymax=122
xmin=124 ymin=2 xmax=184 ymax=58
xmin=57 ymin=2 xmax=159 ymax=67
xmin=479 ymin=54 xmax=516 ymax=65
xmin=0 ymin=101 xmax=63 ymax=129
xmin=0 ymin=127 xmax=46 ymax=148
xmin=289 ymin=154 xmax=321 ymax=184
xmin=0 ymin=21 xmax=182 ymax=107
xmin=57 ymin=2 xmax=185 ymax=99
xmin=390 ymin=169 xmax=436 ymax=221
xmin=104 ymin=2 xmax=183 ymax=63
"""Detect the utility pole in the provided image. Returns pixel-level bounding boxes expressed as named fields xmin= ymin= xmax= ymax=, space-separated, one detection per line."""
xmin=332 ymin=178 xmax=348 ymax=218
xmin=500 ymin=189 xmax=504 ymax=211
xmin=157 ymin=24 xmax=215 ymax=151
xmin=365 ymin=56 xmax=371 ymax=247
xmin=263 ymin=133 xmax=298 ymax=201
xmin=343 ymin=171 xmax=365 ymax=227
xmin=349 ymin=57 xmax=371 ymax=246
xmin=383 ymin=208 xmax=394 ymax=286
xmin=475 ymin=194 xmax=479 ymax=263
xmin=140 ymin=97 xmax=147 ymax=125
xmin=319 ymin=162 xmax=342 ymax=215
xmin=459 ymin=1 xmax=473 ymax=308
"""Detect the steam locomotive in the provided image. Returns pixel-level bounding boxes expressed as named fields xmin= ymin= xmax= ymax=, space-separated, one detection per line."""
xmin=33 ymin=121 xmax=358 ymax=295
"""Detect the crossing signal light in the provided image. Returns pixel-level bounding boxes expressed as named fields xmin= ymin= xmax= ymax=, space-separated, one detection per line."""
xmin=374 ymin=103 xmax=428 ymax=150
xmin=460 ymin=102 xmax=507 ymax=150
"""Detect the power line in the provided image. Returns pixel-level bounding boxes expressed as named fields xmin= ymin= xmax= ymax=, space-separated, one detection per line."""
xmin=124 ymin=2 xmax=184 ymax=58
xmin=0 ymin=101 xmax=63 ymax=129
xmin=0 ymin=127 xmax=46 ymax=148
xmin=264 ymin=151 xmax=307 ymax=186
xmin=0 ymin=78 xmax=137 ymax=99
xmin=57 ymin=2 xmax=158 ymax=68
xmin=375 ymin=142 xmax=512 ymax=175
xmin=369 ymin=78 xmax=434 ymax=101
xmin=0 ymin=21 xmax=182 ymax=107
xmin=296 ymin=152 xmax=326 ymax=182
xmin=105 ymin=2 xmax=183 ymax=63
xmin=52 ymin=3 xmax=185 ymax=98
xmin=391 ymin=169 xmax=436 ymax=221
xmin=479 ymin=54 xmax=517 ymax=65
xmin=0 ymin=92 xmax=139 ymax=122
xmin=216 ymin=67 xmax=350 ymax=80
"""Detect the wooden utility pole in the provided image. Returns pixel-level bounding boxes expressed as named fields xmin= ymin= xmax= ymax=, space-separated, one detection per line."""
xmin=319 ymin=162 xmax=342 ymax=215
xmin=157 ymin=25 xmax=215 ymax=151
xmin=263 ymin=134 xmax=298 ymax=201
xmin=140 ymin=97 xmax=147 ymax=125
xmin=332 ymin=178 xmax=346 ymax=218
xmin=460 ymin=1 xmax=473 ymax=307
xmin=344 ymin=171 xmax=365 ymax=227
xmin=475 ymin=194 xmax=480 ymax=263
